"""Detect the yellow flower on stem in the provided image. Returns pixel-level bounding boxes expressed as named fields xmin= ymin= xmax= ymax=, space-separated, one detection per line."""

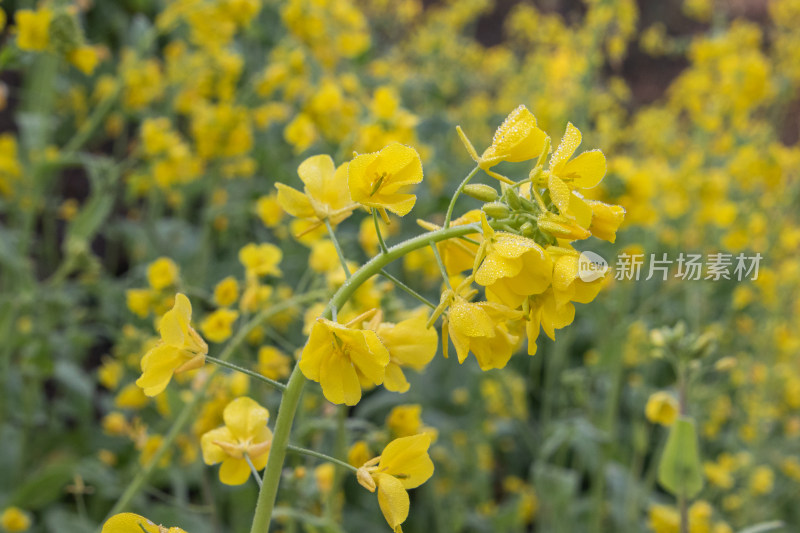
xmin=370 ymin=310 xmax=438 ymax=393
xmin=15 ymin=8 xmax=52 ymax=52
xmin=545 ymin=123 xmax=606 ymax=224
xmin=147 ymin=257 xmax=179 ymax=290
xmin=298 ymin=315 xmax=390 ymax=406
xmin=457 ymin=105 xmax=548 ymax=183
xmin=348 ymin=143 xmax=423 ymax=220
xmin=200 ymin=308 xmax=239 ymax=343
xmin=645 ymin=391 xmax=679 ymax=426
xmin=525 ymin=289 xmax=576 ymax=356
xmin=239 ymin=242 xmax=282 ymax=278
xmin=201 ymin=397 xmax=273 ymax=486
xmin=356 ymin=434 xmax=435 ymax=533
xmin=585 ymin=200 xmax=626 ymax=243
xmin=433 ymin=279 xmax=523 ymax=371
xmin=135 ymin=294 xmax=208 ymax=397
xmin=474 ymin=213 xmax=552 ymax=308
xmin=101 ymin=512 xmax=187 ymax=533
xmin=275 ymin=154 xmax=357 ymax=234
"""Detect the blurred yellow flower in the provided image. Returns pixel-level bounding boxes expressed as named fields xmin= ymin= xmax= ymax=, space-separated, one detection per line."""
xmin=136 ymin=294 xmax=208 ymax=396
xmin=239 ymin=243 xmax=282 ymax=278
xmin=147 ymin=257 xmax=179 ymax=290
xmin=200 ymin=308 xmax=239 ymax=343
xmin=0 ymin=507 xmax=31 ymax=532
xmin=645 ymin=391 xmax=680 ymax=426
xmin=257 ymin=346 xmax=291 ymax=380
xmin=101 ymin=512 xmax=187 ymax=533
xmin=15 ymin=8 xmax=52 ymax=51
xmin=201 ymin=397 xmax=273 ymax=486
xmin=213 ymin=276 xmax=240 ymax=308
xmin=386 ymin=404 xmax=422 ymax=438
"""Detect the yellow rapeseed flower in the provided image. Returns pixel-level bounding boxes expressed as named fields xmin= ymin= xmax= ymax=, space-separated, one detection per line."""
xmin=213 ymin=276 xmax=240 ymax=307
xmin=645 ymin=391 xmax=680 ymax=426
xmin=200 ymin=308 xmax=239 ymax=343
xmin=475 ymin=214 xmax=552 ymax=308
xmin=348 ymin=143 xmax=423 ymax=218
xmin=356 ymin=434 xmax=434 ymax=533
xmin=15 ymin=8 xmax=52 ymax=51
xmin=298 ymin=317 xmax=390 ymax=406
xmin=275 ymin=154 xmax=356 ymax=232
xmin=135 ymin=294 xmax=208 ymax=396
xmin=239 ymin=242 xmax=282 ymax=278
xmin=201 ymin=397 xmax=273 ymax=485
xmin=101 ymin=512 xmax=187 ymax=533
xmin=257 ymin=346 xmax=291 ymax=380
xmin=371 ymin=310 xmax=438 ymax=393
xmin=147 ymin=257 xmax=179 ymax=291
xmin=1 ymin=507 xmax=31 ymax=532
xmin=386 ymin=404 xmax=422 ymax=438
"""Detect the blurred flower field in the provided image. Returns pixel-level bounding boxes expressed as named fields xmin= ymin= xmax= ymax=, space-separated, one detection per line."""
xmin=0 ymin=0 xmax=799 ymax=532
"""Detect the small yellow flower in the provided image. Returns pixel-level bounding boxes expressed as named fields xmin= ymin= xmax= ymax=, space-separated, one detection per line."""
xmin=255 ymin=193 xmax=284 ymax=228
xmin=386 ymin=404 xmax=422 ymax=438
xmin=348 ymin=143 xmax=423 ymax=218
xmin=135 ymin=294 xmax=208 ymax=396
xmin=101 ymin=512 xmax=187 ymax=533
xmin=315 ymin=463 xmax=336 ymax=493
xmin=298 ymin=317 xmax=390 ymax=406
xmin=15 ymin=8 xmax=52 ymax=52
xmin=749 ymin=465 xmax=774 ymax=495
xmin=645 ymin=391 xmax=679 ymax=426
xmin=200 ymin=308 xmax=239 ymax=343
xmin=348 ymin=440 xmax=372 ymax=468
xmin=257 ymin=346 xmax=291 ymax=380
xmin=213 ymin=276 xmax=240 ymax=308
xmin=239 ymin=243 xmax=282 ymax=278
xmin=475 ymin=214 xmax=552 ymax=308
xmin=356 ymin=434 xmax=435 ymax=533
xmin=479 ymin=105 xmax=548 ymax=168
xmin=439 ymin=284 xmax=523 ymax=371
xmin=372 ymin=310 xmax=438 ymax=393
xmin=201 ymin=397 xmax=273 ymax=486
xmin=275 ymin=154 xmax=356 ymax=232
xmin=147 ymin=258 xmax=179 ymax=291
xmin=67 ymin=45 xmax=100 ymax=75
xmin=126 ymin=289 xmax=153 ymax=318
xmin=1 ymin=507 xmax=31 ymax=532
xmin=585 ymin=200 xmax=625 ymax=243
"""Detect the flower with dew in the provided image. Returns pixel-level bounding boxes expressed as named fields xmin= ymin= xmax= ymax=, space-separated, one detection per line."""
xmin=457 ymin=105 xmax=548 ymax=183
xmin=135 ymin=294 xmax=208 ymax=396
xmin=474 ymin=213 xmax=552 ymax=308
xmin=356 ymin=433 xmax=435 ymax=532
xmin=348 ymin=142 xmax=423 ymax=220
xmin=275 ymin=154 xmax=357 ymax=234
xmin=102 ymin=513 xmax=187 ymax=533
xmin=298 ymin=315 xmax=390 ymax=406
xmin=201 ymin=397 xmax=273 ymax=485
xmin=432 ymin=279 xmax=523 ymax=371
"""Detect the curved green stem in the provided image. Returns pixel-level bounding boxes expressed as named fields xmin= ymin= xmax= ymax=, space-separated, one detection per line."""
xmin=286 ymin=444 xmax=358 ymax=473
xmin=379 ymin=269 xmax=436 ymax=309
xmin=249 ymin=223 xmax=481 ymax=533
xmin=99 ymin=290 xmax=326 ymax=530
xmin=325 ymin=218 xmax=350 ymax=279
xmin=443 ymin=165 xmax=480 ymax=229
xmin=372 ymin=209 xmax=389 ymax=254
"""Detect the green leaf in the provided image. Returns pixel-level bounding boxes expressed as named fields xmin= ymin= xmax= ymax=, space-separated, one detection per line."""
xmin=658 ymin=416 xmax=703 ymax=498
xmin=11 ymin=459 xmax=77 ymax=510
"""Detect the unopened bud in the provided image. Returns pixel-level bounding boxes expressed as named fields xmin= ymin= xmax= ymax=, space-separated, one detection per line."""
xmin=49 ymin=10 xmax=84 ymax=54
xmin=503 ymin=186 xmax=522 ymax=210
xmin=462 ymin=184 xmax=498 ymax=202
xmin=520 ymin=222 xmax=536 ymax=237
xmin=482 ymin=202 xmax=510 ymax=219
xmin=357 ymin=467 xmax=376 ymax=492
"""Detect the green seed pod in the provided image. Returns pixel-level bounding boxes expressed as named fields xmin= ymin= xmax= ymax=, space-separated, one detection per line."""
xmin=462 ymin=183 xmax=498 ymax=202
xmin=482 ymin=202 xmax=510 ymax=219
xmin=520 ymin=221 xmax=536 ymax=238
xmin=503 ymin=185 xmax=522 ymax=210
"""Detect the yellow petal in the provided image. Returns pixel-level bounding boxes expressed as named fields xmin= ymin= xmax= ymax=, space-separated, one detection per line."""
xmin=102 ymin=513 xmax=161 ymax=533
xmin=377 ymin=312 xmax=437 ymax=370
xmin=550 ymin=122 xmax=581 ymax=172
xmin=383 ymin=362 xmax=410 ymax=393
xmin=548 ymin=173 xmax=572 ymax=214
xmin=561 ymin=150 xmax=606 ymax=189
xmin=159 ymin=307 xmax=185 ymax=347
xmin=219 ymin=457 xmax=252 ymax=485
xmin=223 ymin=397 xmax=270 ymax=442
xmin=297 ymin=154 xmax=336 ymax=200
xmin=298 ymin=320 xmax=331 ymax=381
xmin=375 ymin=473 xmax=410 ymax=531
xmin=379 ymin=433 xmax=434 ymax=489
xmin=448 ymin=299 xmax=495 ymax=339
xmin=275 ymin=183 xmax=315 ymax=219
xmin=136 ymin=344 xmax=183 ymax=397
xmin=320 ymin=350 xmax=362 ymax=406
xmin=200 ymin=426 xmax=236 ymax=465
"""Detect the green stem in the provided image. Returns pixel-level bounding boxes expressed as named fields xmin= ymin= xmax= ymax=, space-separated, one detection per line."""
xmin=443 ymin=165 xmax=480 ymax=229
xmin=205 ymin=355 xmax=287 ymax=391
xmin=99 ymin=291 xmax=326 ymax=529
xmin=245 ymin=454 xmax=264 ymax=488
xmin=325 ymin=218 xmax=350 ymax=279
xmin=430 ymin=243 xmax=452 ymax=290
xmin=379 ymin=269 xmax=436 ymax=309
xmin=248 ymin=223 xmax=481 ymax=533
xmin=372 ymin=209 xmax=389 ymax=254
xmin=286 ymin=444 xmax=357 ymax=473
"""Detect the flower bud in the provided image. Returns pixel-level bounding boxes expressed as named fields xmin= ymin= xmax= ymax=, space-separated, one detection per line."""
xmin=357 ymin=466 xmax=377 ymax=492
xmin=482 ymin=202 xmax=510 ymax=219
xmin=503 ymin=186 xmax=522 ymax=210
xmin=462 ymin=183 xmax=498 ymax=202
